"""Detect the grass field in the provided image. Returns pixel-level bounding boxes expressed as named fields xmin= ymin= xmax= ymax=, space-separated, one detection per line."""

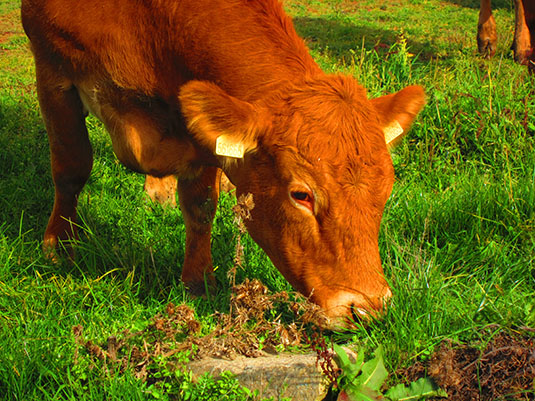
xmin=1 ymin=0 xmax=534 ymax=399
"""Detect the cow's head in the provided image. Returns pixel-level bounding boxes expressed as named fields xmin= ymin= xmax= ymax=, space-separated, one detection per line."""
xmin=180 ymin=75 xmax=425 ymax=327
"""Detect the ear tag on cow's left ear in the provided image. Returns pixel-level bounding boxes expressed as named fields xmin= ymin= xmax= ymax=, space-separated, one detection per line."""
xmin=383 ymin=120 xmax=404 ymax=145
xmin=215 ymin=135 xmax=245 ymax=158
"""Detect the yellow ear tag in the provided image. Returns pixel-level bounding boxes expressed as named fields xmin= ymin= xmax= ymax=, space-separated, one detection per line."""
xmin=215 ymin=135 xmax=245 ymax=158
xmin=383 ymin=120 xmax=404 ymax=145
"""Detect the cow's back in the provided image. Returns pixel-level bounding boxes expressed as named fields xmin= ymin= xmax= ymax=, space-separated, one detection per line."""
xmin=21 ymin=0 xmax=319 ymax=102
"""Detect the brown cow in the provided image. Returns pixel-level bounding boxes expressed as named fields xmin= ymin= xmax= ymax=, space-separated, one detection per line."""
xmin=21 ymin=0 xmax=425 ymax=327
xmin=478 ymin=0 xmax=534 ymax=72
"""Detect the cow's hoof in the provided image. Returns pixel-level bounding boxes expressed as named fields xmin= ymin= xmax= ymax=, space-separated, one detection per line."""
xmin=477 ymin=35 xmax=497 ymax=59
xmin=43 ymin=237 xmax=59 ymax=262
xmin=43 ymin=235 xmax=75 ymax=262
xmin=513 ymin=48 xmax=533 ymax=65
xmin=477 ymin=14 xmax=497 ymax=59
xmin=183 ymin=276 xmax=216 ymax=297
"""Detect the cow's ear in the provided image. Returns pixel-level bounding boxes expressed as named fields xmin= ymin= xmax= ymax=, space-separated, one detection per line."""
xmin=179 ymin=80 xmax=263 ymax=163
xmin=370 ymin=85 xmax=426 ymax=149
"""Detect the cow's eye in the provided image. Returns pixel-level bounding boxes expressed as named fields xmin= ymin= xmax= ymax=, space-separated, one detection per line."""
xmin=291 ymin=191 xmax=310 ymax=201
xmin=290 ymin=190 xmax=314 ymax=212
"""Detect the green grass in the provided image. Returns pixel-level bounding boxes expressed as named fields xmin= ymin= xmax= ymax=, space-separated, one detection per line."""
xmin=1 ymin=0 xmax=534 ymax=399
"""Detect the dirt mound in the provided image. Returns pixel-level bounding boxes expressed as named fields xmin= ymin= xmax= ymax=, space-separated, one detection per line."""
xmin=400 ymin=330 xmax=535 ymax=400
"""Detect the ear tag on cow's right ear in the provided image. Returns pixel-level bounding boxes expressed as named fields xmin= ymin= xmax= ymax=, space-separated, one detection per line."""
xmin=215 ymin=135 xmax=245 ymax=158
xmin=383 ymin=120 xmax=404 ymax=145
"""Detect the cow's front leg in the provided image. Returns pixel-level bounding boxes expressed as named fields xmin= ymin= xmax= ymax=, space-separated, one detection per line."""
xmin=35 ymin=61 xmax=93 ymax=259
xmin=477 ymin=0 xmax=497 ymax=59
xmin=144 ymin=175 xmax=178 ymax=206
xmin=178 ymin=166 xmax=221 ymax=294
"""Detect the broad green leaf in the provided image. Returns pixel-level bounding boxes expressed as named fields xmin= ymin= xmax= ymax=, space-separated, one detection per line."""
xmin=384 ymin=377 xmax=448 ymax=400
xmin=333 ymin=343 xmax=352 ymax=371
xmin=360 ymin=346 xmax=388 ymax=391
xmin=345 ymin=386 xmax=382 ymax=401
xmin=334 ymin=344 xmax=364 ymax=380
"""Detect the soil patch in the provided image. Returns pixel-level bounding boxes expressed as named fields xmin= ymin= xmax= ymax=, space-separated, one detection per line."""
xmin=0 ymin=9 xmax=24 ymax=45
xmin=399 ymin=330 xmax=535 ymax=400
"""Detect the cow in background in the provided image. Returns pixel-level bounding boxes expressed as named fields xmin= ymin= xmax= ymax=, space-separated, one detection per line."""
xmin=21 ymin=0 xmax=425 ymax=327
xmin=478 ymin=0 xmax=534 ymax=72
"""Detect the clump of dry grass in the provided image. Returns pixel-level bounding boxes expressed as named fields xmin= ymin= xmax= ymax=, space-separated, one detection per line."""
xmin=72 ymin=278 xmax=329 ymax=380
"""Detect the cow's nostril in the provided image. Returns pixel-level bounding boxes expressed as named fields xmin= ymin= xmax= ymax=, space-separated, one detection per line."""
xmin=350 ymin=305 xmax=368 ymax=324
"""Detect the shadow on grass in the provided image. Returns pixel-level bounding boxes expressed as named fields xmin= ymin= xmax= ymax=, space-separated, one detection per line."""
xmin=293 ymin=16 xmax=455 ymax=61
xmin=0 ymin=99 xmax=52 ymax=240
xmin=444 ymin=0 xmax=513 ymax=10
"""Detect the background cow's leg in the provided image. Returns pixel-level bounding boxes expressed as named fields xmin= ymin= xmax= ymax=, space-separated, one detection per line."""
xmin=178 ymin=166 xmax=221 ymax=294
xmin=219 ymin=172 xmax=236 ymax=193
xmin=526 ymin=0 xmax=535 ymax=72
xmin=478 ymin=0 xmax=497 ymax=58
xmin=144 ymin=175 xmax=177 ymax=207
xmin=35 ymin=60 xmax=93 ymax=258
xmin=512 ymin=0 xmax=533 ymax=65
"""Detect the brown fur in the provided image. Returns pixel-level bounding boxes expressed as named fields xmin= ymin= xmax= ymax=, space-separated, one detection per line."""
xmin=478 ymin=0 xmax=535 ymax=72
xmin=21 ymin=0 xmax=425 ymax=326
